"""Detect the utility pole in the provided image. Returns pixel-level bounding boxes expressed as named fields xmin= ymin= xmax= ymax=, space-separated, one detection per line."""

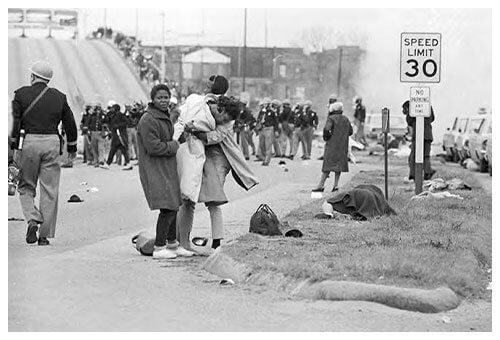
xmin=264 ymin=9 xmax=268 ymax=48
xmin=161 ymin=10 xmax=166 ymax=83
xmin=135 ymin=9 xmax=139 ymax=40
xmin=242 ymin=8 xmax=247 ymax=92
xmin=336 ymin=47 xmax=343 ymax=97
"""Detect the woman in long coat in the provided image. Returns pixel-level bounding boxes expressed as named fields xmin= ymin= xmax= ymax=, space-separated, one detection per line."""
xmin=312 ymin=102 xmax=353 ymax=192
xmin=136 ymin=84 xmax=194 ymax=259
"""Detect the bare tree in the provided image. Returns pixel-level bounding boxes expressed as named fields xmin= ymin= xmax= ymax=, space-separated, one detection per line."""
xmin=293 ymin=25 xmax=367 ymax=52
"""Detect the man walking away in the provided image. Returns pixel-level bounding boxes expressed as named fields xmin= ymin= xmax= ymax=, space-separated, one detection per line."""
xmin=304 ymin=100 xmax=318 ymax=159
xmin=11 ymin=61 xmax=78 ymax=246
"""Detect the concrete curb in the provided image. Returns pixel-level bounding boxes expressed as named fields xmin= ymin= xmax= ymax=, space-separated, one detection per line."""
xmin=203 ymin=250 xmax=462 ymax=313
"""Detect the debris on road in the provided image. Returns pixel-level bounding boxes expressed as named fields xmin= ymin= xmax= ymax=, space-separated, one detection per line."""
xmin=87 ymin=187 xmax=99 ymax=193
xmin=80 ymin=182 xmax=88 ymax=186
xmin=423 ymin=178 xmax=472 ymax=192
xmin=220 ymin=278 xmax=235 ymax=285
xmin=486 ymin=282 xmax=492 ymax=290
xmin=441 ymin=316 xmax=452 ymax=324
xmin=411 ymin=191 xmax=464 ymax=200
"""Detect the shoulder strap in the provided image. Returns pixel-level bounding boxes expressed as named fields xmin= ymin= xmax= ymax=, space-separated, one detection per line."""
xmin=22 ymin=86 xmax=50 ymax=118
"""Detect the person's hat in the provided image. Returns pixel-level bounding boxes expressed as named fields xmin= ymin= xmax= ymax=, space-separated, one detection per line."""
xmin=29 ymin=61 xmax=53 ymax=81
xmin=329 ymin=93 xmax=338 ymax=101
xmin=208 ymin=75 xmax=229 ymax=95
xmin=67 ymin=194 xmax=84 ymax=203
xmin=263 ymin=97 xmax=272 ymax=105
xmin=304 ymin=100 xmax=312 ymax=106
xmin=329 ymin=102 xmax=343 ymax=112
xmin=170 ymin=97 xmax=178 ymax=105
xmin=271 ymin=99 xmax=281 ymax=106
xmin=107 ymin=100 xmax=117 ymax=107
xmin=240 ymin=97 xmax=248 ymax=105
xmin=282 ymin=98 xmax=291 ymax=105
xmin=353 ymin=96 xmax=362 ymax=103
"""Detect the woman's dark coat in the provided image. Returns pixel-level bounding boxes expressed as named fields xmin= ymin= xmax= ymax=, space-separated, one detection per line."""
xmin=322 ymin=112 xmax=353 ymax=172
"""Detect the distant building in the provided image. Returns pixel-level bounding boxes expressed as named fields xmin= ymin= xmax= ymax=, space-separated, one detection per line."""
xmin=141 ymin=43 xmax=363 ymax=115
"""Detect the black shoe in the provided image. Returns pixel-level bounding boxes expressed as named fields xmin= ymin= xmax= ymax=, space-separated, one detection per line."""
xmin=331 ymin=187 xmax=339 ymax=192
xmin=245 ymin=157 xmax=250 ymax=161
xmin=424 ymin=170 xmax=436 ymax=181
xmin=262 ymin=163 xmax=269 ymax=166
xmin=38 ymin=237 xmax=50 ymax=246
xmin=26 ymin=221 xmax=38 ymax=244
xmin=408 ymin=175 xmax=415 ymax=180
xmin=288 ymin=155 xmax=294 ymax=160
xmin=311 ymin=187 xmax=324 ymax=192
xmin=61 ymin=163 xmax=73 ymax=168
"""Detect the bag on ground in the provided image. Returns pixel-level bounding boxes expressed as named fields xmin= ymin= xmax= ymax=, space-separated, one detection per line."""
xmin=131 ymin=231 xmax=155 ymax=256
xmin=249 ymin=204 xmax=283 ymax=236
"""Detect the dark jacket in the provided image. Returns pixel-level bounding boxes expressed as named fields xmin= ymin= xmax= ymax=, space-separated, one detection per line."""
xmin=107 ymin=110 xmax=129 ymax=145
xmin=237 ymin=107 xmax=257 ymax=130
xmin=305 ymin=108 xmax=318 ymax=128
xmin=257 ymin=107 xmax=279 ymax=131
xmin=322 ymin=112 xmax=353 ymax=172
xmin=405 ymin=107 xmax=435 ymax=142
xmin=11 ymin=82 xmax=77 ymax=152
xmin=137 ymin=104 xmax=181 ymax=211
xmin=354 ymin=103 xmax=366 ymax=123
xmin=279 ymin=106 xmax=294 ymax=124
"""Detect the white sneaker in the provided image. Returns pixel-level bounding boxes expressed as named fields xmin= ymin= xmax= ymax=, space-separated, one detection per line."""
xmin=175 ymin=246 xmax=195 ymax=257
xmin=100 ymin=163 xmax=110 ymax=170
xmin=122 ymin=164 xmax=133 ymax=171
xmin=153 ymin=246 xmax=177 ymax=259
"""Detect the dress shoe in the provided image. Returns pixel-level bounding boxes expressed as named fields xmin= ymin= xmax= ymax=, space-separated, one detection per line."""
xmin=311 ymin=187 xmax=325 ymax=192
xmin=26 ymin=221 xmax=38 ymax=244
xmin=38 ymin=237 xmax=50 ymax=246
xmin=331 ymin=187 xmax=339 ymax=192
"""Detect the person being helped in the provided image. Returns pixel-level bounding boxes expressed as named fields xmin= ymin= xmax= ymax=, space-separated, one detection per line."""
xmin=180 ymin=96 xmax=259 ymax=252
xmin=10 ymin=61 xmax=78 ymax=246
xmin=402 ymin=100 xmax=436 ymax=181
xmin=312 ymin=102 xmax=353 ymax=192
xmin=136 ymin=84 xmax=194 ymax=259
xmin=100 ymin=101 xmax=133 ymax=170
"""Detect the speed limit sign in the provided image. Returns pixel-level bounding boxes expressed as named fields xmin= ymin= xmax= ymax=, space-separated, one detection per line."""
xmin=400 ymin=32 xmax=441 ymax=83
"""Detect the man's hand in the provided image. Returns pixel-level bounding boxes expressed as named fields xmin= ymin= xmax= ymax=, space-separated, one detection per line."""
xmin=184 ymin=121 xmax=196 ymax=133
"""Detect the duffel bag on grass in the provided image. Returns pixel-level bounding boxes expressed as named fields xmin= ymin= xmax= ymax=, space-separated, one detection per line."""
xmin=131 ymin=231 xmax=155 ymax=256
xmin=249 ymin=204 xmax=283 ymax=236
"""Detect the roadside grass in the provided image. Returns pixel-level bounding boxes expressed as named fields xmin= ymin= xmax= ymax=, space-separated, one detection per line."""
xmin=224 ymin=152 xmax=492 ymax=300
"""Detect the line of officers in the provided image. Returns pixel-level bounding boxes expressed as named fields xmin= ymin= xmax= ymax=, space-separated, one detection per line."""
xmin=75 ymin=100 xmax=149 ymax=169
xmin=234 ymin=96 xmax=327 ymax=166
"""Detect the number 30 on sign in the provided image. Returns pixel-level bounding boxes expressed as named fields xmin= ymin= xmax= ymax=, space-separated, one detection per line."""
xmin=400 ymin=32 xmax=441 ymax=83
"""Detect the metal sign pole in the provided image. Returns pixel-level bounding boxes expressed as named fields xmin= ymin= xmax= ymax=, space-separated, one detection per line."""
xmin=415 ymin=116 xmax=424 ymax=194
xmin=382 ymin=107 xmax=390 ymax=199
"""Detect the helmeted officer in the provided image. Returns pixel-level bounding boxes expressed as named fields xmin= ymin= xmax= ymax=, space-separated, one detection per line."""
xmin=303 ymin=100 xmax=318 ymax=159
xmin=11 ymin=61 xmax=77 ymax=246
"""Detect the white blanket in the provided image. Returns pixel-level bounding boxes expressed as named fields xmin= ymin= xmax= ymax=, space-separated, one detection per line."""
xmin=175 ymin=94 xmax=216 ymax=202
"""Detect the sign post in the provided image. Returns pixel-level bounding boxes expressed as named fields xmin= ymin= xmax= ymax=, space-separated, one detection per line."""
xmin=382 ymin=107 xmax=390 ymax=199
xmin=409 ymin=87 xmax=431 ymax=194
xmin=400 ymin=32 xmax=441 ymax=194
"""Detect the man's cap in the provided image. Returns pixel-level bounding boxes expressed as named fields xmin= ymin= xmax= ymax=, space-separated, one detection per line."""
xmin=67 ymin=194 xmax=84 ymax=203
xmin=282 ymin=98 xmax=291 ymax=105
xmin=107 ymin=100 xmax=117 ymax=107
xmin=304 ymin=100 xmax=312 ymax=106
xmin=263 ymin=97 xmax=272 ymax=105
xmin=29 ymin=61 xmax=53 ymax=81
xmin=271 ymin=99 xmax=281 ymax=106
xmin=329 ymin=93 xmax=338 ymax=100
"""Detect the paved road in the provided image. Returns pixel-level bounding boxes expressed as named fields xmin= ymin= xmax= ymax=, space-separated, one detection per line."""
xmin=8 ymin=147 xmax=491 ymax=331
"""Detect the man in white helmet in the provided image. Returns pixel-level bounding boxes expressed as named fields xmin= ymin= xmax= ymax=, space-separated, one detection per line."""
xmin=10 ymin=61 xmax=78 ymax=246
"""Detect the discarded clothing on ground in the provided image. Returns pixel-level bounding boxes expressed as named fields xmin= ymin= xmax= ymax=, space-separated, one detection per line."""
xmin=411 ymin=191 xmax=464 ymax=200
xmin=249 ymin=204 xmax=283 ymax=236
xmin=423 ymin=178 xmax=472 ymax=192
xmin=325 ymin=184 xmax=397 ymax=220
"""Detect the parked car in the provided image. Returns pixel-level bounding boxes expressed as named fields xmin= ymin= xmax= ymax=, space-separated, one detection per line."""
xmin=442 ymin=117 xmax=463 ymax=162
xmin=468 ymin=111 xmax=492 ymax=173
xmin=485 ymin=134 xmax=492 ymax=176
xmin=451 ymin=116 xmax=470 ymax=163
xmin=365 ymin=113 xmax=407 ymax=141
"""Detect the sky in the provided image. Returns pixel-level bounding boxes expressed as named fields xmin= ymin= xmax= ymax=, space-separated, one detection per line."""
xmin=79 ymin=8 xmax=492 ymax=138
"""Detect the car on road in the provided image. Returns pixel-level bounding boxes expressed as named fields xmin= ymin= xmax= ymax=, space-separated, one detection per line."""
xmin=442 ymin=116 xmax=468 ymax=162
xmin=467 ymin=110 xmax=492 ymax=173
xmin=365 ymin=113 xmax=407 ymax=141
